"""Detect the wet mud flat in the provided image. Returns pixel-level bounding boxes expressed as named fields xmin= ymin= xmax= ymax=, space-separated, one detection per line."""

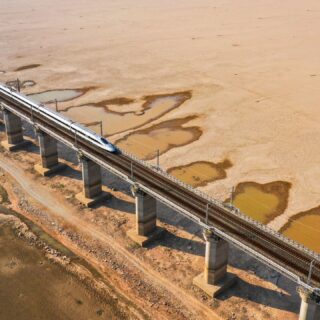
xmin=61 ymin=91 xmax=192 ymax=136
xmin=25 ymin=88 xmax=192 ymax=137
xmin=229 ymin=181 xmax=291 ymax=225
xmin=167 ymin=159 xmax=232 ymax=187
xmin=280 ymin=205 xmax=320 ymax=253
xmin=116 ymin=115 xmax=202 ymax=160
xmin=0 ymin=207 xmax=134 ymax=320
xmin=28 ymin=87 xmax=92 ymax=103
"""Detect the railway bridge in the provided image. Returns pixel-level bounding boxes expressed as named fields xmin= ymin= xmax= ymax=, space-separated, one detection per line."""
xmin=0 ymin=83 xmax=319 ymax=320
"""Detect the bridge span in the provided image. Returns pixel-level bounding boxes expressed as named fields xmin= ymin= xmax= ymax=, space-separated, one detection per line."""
xmin=0 ymin=83 xmax=319 ymax=319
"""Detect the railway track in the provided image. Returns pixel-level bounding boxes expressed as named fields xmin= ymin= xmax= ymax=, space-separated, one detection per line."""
xmin=1 ymin=87 xmax=320 ymax=291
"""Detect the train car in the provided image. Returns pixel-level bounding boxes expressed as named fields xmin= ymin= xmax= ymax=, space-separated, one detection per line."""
xmin=0 ymin=84 xmax=118 ymax=154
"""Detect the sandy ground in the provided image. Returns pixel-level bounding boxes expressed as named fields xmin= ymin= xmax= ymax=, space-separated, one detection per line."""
xmin=0 ymin=147 xmax=219 ymax=319
xmin=0 ymin=0 xmax=320 ymax=231
xmin=0 ymin=133 xmax=302 ymax=319
xmin=0 ymin=0 xmax=319 ymax=318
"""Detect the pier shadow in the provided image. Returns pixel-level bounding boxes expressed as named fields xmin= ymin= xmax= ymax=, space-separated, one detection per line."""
xmin=56 ymin=165 xmax=82 ymax=181
xmin=157 ymin=202 xmax=203 ymax=239
xmin=24 ymin=140 xmax=40 ymax=154
xmin=101 ymin=169 xmax=132 ymax=196
xmin=103 ymin=195 xmax=134 ymax=214
xmin=155 ymin=200 xmax=301 ymax=310
xmin=87 ymin=194 xmax=134 ymax=214
xmin=151 ymin=229 xmax=205 ymax=256
xmin=217 ymin=277 xmax=300 ymax=313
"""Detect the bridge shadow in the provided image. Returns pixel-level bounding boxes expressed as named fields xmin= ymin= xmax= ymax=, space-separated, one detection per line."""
xmin=155 ymin=201 xmax=301 ymax=312
xmin=101 ymin=194 xmax=135 ymax=215
xmin=157 ymin=202 xmax=203 ymax=235
xmin=56 ymin=165 xmax=82 ymax=181
xmin=0 ymin=116 xmax=301 ymax=313
xmin=24 ymin=140 xmax=40 ymax=154
xmin=217 ymin=277 xmax=300 ymax=313
xmin=149 ymin=229 xmax=205 ymax=256
xmin=88 ymin=197 xmax=134 ymax=215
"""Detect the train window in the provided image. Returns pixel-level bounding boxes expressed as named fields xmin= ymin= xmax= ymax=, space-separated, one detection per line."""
xmin=101 ymin=137 xmax=109 ymax=145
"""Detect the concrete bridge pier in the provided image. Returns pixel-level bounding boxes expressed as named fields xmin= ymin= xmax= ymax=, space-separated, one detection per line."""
xmin=298 ymin=287 xmax=320 ymax=320
xmin=127 ymin=185 xmax=164 ymax=247
xmin=193 ymin=230 xmax=236 ymax=297
xmin=1 ymin=109 xmax=30 ymax=151
xmin=76 ymin=155 xmax=109 ymax=207
xmin=34 ymin=130 xmax=66 ymax=176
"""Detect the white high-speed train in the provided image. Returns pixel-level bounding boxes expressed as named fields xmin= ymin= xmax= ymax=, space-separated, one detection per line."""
xmin=0 ymin=84 xmax=118 ymax=153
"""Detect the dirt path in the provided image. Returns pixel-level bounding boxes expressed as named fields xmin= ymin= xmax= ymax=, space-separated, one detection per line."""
xmin=0 ymin=155 xmax=219 ymax=320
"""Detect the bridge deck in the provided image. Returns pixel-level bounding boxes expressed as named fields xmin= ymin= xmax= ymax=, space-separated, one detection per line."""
xmin=0 ymin=84 xmax=319 ymax=293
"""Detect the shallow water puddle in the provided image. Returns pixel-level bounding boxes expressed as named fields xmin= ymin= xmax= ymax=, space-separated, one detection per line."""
xmin=230 ymin=181 xmax=290 ymax=224
xmin=115 ymin=116 xmax=201 ymax=160
xmin=6 ymin=79 xmax=36 ymax=89
xmin=280 ymin=206 xmax=320 ymax=253
xmin=167 ymin=160 xmax=232 ymax=187
xmin=62 ymin=91 xmax=191 ymax=136
xmin=28 ymin=89 xmax=85 ymax=103
xmin=22 ymin=80 xmax=36 ymax=87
